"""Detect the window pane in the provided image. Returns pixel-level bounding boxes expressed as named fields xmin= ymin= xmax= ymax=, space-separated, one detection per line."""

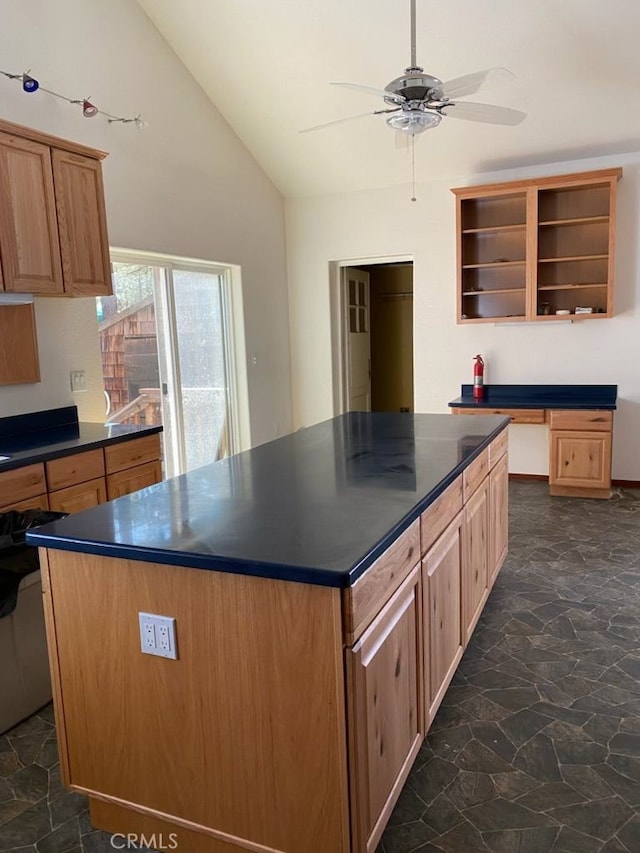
xmin=97 ymin=263 xmax=161 ymax=427
xmin=172 ymin=269 xmax=227 ymax=472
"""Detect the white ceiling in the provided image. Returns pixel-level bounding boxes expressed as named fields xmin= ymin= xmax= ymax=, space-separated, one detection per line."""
xmin=138 ymin=0 xmax=640 ymax=198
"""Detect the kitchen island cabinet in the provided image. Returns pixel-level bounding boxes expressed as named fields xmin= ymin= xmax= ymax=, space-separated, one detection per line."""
xmin=29 ymin=412 xmax=509 ymax=853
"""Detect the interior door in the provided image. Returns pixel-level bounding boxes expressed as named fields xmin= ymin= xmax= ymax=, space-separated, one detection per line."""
xmin=344 ymin=267 xmax=371 ymax=412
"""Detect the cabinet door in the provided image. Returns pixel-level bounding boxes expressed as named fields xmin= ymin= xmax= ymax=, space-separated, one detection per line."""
xmin=49 ymin=478 xmax=107 ymax=514
xmin=0 ymin=132 xmax=63 ymax=294
xmin=106 ymin=460 xmax=162 ymax=500
xmin=462 ymin=477 xmax=489 ymax=644
xmin=423 ymin=513 xmax=463 ymax=726
xmin=346 ymin=566 xmax=422 ymax=853
xmin=0 ymin=493 xmax=49 ymax=513
xmin=489 ymin=453 xmax=509 ymax=587
xmin=549 ymin=430 xmax=612 ymax=494
xmin=51 ymin=149 xmax=112 ymax=296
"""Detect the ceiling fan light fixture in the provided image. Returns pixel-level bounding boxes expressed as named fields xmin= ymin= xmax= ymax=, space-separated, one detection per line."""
xmin=386 ymin=110 xmax=441 ymax=134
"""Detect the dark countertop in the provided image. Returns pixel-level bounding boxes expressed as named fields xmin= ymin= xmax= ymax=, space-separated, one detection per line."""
xmin=27 ymin=412 xmax=508 ymax=589
xmin=449 ymin=384 xmax=617 ymax=411
xmin=0 ymin=406 xmax=162 ymax=473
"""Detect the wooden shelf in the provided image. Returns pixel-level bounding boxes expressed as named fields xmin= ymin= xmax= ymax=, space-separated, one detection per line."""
xmin=463 ymin=288 xmax=525 ymax=296
xmin=538 ymin=254 xmax=608 ymax=264
xmin=462 ymin=223 xmax=526 ymax=235
xmin=462 ymin=260 xmax=525 ymax=270
xmin=538 ymin=283 xmax=607 ymax=291
xmin=453 ymin=168 xmax=621 ymax=323
xmin=538 ymin=215 xmax=610 ymax=227
xmin=460 ymin=315 xmax=526 ymax=324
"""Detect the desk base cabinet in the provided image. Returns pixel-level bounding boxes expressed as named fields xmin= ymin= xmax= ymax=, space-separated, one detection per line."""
xmin=549 ymin=411 xmax=613 ymax=498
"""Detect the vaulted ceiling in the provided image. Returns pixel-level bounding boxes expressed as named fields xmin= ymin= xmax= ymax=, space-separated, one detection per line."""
xmin=138 ymin=0 xmax=640 ymax=197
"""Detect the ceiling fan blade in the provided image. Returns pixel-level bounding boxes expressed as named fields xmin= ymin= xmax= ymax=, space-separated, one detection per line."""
xmin=438 ymin=67 xmax=515 ymax=99
xmin=441 ymin=101 xmax=526 ymax=126
xmin=331 ymin=81 xmax=406 ymax=104
xmin=299 ymin=108 xmax=400 ymax=134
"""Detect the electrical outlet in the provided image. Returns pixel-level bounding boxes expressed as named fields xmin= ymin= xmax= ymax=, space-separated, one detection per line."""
xmin=138 ymin=612 xmax=178 ymax=659
xmin=157 ymin=623 xmax=170 ymax=651
xmin=70 ymin=370 xmax=87 ymax=393
xmin=142 ymin=620 xmax=156 ymax=650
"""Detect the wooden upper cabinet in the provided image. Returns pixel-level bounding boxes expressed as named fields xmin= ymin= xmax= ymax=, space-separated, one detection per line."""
xmin=0 ymin=132 xmax=63 ymax=294
xmin=0 ymin=118 xmax=112 ymax=297
xmin=452 ymin=168 xmax=622 ymax=323
xmin=52 ymin=150 xmax=112 ymax=296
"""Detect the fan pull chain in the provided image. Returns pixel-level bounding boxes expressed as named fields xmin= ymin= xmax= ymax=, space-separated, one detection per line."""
xmin=411 ymin=134 xmax=417 ymax=202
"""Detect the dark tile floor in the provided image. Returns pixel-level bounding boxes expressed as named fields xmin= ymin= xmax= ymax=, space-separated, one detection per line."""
xmin=378 ymin=481 xmax=640 ymax=853
xmin=1 ymin=481 xmax=639 ymax=852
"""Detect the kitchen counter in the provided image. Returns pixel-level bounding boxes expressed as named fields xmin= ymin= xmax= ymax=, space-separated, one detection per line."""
xmin=0 ymin=406 xmax=162 ymax=472
xmin=449 ymin=383 xmax=617 ymax=410
xmin=28 ymin=411 xmax=508 ymax=587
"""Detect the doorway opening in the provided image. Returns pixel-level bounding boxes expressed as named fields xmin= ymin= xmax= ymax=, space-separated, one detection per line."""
xmin=333 ymin=259 xmax=414 ymax=414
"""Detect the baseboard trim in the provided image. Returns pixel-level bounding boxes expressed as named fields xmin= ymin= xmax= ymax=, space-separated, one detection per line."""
xmin=508 ymin=473 xmax=640 ymax=488
xmin=508 ymin=473 xmax=548 ymax=482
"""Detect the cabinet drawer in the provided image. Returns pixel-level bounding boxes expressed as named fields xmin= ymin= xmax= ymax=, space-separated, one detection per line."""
xmin=46 ymin=448 xmax=105 ymax=490
xmin=104 ymin=434 xmax=161 ymax=475
xmin=106 ymin=460 xmax=162 ymax=500
xmin=343 ymin=519 xmax=420 ymax=644
xmin=420 ymin=476 xmax=462 ymax=555
xmin=0 ymin=463 xmax=46 ymax=505
xmin=452 ymin=407 xmax=545 ymax=424
xmin=463 ymin=448 xmax=489 ymax=502
xmin=49 ymin=478 xmax=107 ymax=514
xmin=548 ymin=410 xmax=613 ymax=432
xmin=489 ymin=428 xmax=509 ymax=468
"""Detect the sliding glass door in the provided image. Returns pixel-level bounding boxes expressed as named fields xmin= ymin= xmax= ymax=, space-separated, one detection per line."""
xmin=97 ymin=255 xmax=243 ymax=478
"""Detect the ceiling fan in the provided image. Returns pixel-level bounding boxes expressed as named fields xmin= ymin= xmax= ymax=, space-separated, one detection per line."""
xmin=300 ymin=0 xmax=526 ymax=149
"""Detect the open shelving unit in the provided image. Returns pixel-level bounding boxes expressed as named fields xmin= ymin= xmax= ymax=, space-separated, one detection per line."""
xmin=452 ymin=168 xmax=622 ymax=323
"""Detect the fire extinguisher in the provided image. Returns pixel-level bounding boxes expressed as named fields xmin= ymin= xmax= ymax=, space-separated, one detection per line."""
xmin=473 ymin=354 xmax=485 ymax=400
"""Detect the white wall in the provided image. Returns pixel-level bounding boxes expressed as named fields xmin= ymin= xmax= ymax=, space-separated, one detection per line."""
xmin=0 ymin=0 xmax=292 ymax=446
xmin=286 ymin=152 xmax=640 ymax=479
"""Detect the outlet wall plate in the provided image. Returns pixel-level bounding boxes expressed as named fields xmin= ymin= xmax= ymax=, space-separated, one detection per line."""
xmin=138 ymin=612 xmax=178 ymax=659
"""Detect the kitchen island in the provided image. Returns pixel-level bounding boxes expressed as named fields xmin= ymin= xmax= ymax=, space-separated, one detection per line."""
xmin=28 ymin=412 xmax=509 ymax=853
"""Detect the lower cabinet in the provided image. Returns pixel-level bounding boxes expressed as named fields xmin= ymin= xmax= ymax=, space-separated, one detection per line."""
xmin=462 ymin=477 xmax=489 ymax=644
xmin=549 ymin=429 xmax=612 ymax=498
xmin=0 ymin=434 xmax=162 ymax=516
xmin=422 ymin=512 xmax=463 ymax=727
xmin=489 ymin=452 xmax=509 ymax=586
xmin=346 ymin=566 xmax=423 ymax=853
xmin=49 ymin=478 xmax=107 ymax=513
xmin=104 ymin=434 xmax=163 ymax=500
xmin=106 ymin=459 xmax=162 ymax=500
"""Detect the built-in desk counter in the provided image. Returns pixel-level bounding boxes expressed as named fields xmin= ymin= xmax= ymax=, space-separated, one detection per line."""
xmin=449 ymin=384 xmax=617 ymax=498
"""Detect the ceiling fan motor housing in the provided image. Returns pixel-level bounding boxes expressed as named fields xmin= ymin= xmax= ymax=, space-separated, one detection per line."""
xmin=384 ymin=68 xmax=444 ymax=103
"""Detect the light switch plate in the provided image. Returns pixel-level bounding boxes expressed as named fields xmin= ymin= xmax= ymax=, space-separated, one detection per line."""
xmin=70 ymin=370 xmax=87 ymax=392
xmin=138 ymin=612 xmax=178 ymax=659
